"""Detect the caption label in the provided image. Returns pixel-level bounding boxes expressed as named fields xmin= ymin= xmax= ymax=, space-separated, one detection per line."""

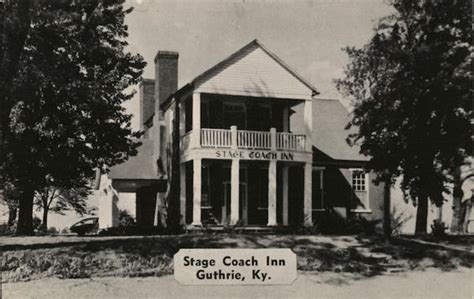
xmin=174 ymin=248 xmax=297 ymax=285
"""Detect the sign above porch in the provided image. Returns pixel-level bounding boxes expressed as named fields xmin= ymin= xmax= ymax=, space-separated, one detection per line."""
xmin=182 ymin=148 xmax=313 ymax=163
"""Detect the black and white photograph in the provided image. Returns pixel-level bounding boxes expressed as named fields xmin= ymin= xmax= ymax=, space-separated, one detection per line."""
xmin=0 ymin=0 xmax=472 ymax=298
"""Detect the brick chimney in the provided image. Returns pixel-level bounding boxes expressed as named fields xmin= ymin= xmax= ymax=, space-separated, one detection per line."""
xmin=139 ymin=79 xmax=155 ymax=133
xmin=154 ymin=51 xmax=179 ymax=112
xmin=152 ymin=50 xmax=179 ymax=174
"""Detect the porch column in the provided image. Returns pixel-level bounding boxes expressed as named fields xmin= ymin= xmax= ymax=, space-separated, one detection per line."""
xmin=304 ymin=99 xmax=313 ymax=151
xmin=192 ymin=158 xmax=202 ymax=226
xmin=180 ymin=162 xmax=186 ymax=224
xmin=230 ymin=159 xmax=240 ymax=225
xmin=304 ymin=162 xmax=312 ymax=226
xmin=191 ymin=92 xmax=201 ymax=148
xmin=268 ymin=160 xmax=277 ymax=226
xmin=282 ymin=165 xmax=289 ymax=226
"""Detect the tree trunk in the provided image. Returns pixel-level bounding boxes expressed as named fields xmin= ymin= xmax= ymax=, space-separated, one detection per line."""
xmin=42 ymin=206 xmax=49 ymax=230
xmin=415 ymin=194 xmax=428 ymax=234
xmin=462 ymin=200 xmax=472 ymax=233
xmin=7 ymin=205 xmax=17 ymax=227
xmin=16 ymin=185 xmax=35 ymax=235
xmin=383 ymin=181 xmax=391 ymax=239
xmin=450 ymin=176 xmax=463 ymax=234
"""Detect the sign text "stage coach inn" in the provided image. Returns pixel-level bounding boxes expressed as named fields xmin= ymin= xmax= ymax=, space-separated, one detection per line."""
xmin=215 ymin=150 xmax=295 ymax=161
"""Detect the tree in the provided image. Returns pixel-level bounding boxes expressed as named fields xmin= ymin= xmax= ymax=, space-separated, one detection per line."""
xmin=1 ymin=0 xmax=145 ymax=234
xmin=336 ymin=0 xmax=472 ymax=234
xmin=34 ymin=186 xmax=94 ymax=230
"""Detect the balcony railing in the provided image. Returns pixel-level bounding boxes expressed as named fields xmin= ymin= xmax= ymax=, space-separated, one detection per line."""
xmin=237 ymin=130 xmax=272 ymax=149
xmin=276 ymin=132 xmax=306 ymax=151
xmin=181 ymin=127 xmax=307 ymax=152
xmin=201 ymin=128 xmax=232 ymax=148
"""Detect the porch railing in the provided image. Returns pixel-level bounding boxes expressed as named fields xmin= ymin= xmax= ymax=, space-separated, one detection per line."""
xmin=276 ymin=132 xmax=306 ymax=151
xmin=201 ymin=128 xmax=232 ymax=148
xmin=183 ymin=127 xmax=307 ymax=152
xmin=237 ymin=130 xmax=271 ymax=149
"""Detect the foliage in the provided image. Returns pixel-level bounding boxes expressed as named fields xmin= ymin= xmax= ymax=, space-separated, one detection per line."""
xmin=118 ymin=209 xmax=135 ymax=227
xmin=0 ymin=0 xmax=146 ymax=234
xmin=431 ymin=219 xmax=448 ymax=237
xmin=34 ymin=186 xmax=94 ymax=229
xmin=32 ymin=216 xmax=42 ymax=231
xmin=315 ymin=209 xmax=380 ymax=235
xmin=336 ymin=0 xmax=472 ymax=233
xmin=0 ymin=181 xmax=20 ymax=226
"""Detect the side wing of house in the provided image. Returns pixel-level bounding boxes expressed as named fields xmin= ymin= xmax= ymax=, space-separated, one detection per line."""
xmin=308 ymin=98 xmax=385 ymax=223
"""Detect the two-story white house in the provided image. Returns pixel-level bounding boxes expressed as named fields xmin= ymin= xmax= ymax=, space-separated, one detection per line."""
xmin=107 ymin=40 xmax=384 ymax=229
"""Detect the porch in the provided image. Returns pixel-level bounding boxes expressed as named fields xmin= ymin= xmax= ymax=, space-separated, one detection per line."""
xmin=179 ymin=159 xmax=313 ymax=228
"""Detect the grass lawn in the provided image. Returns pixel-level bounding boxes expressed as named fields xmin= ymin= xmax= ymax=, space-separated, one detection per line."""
xmin=1 ymin=234 xmax=472 ymax=283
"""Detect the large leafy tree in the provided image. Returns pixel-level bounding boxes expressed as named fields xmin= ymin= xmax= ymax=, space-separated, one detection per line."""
xmin=336 ymin=0 xmax=472 ymax=234
xmin=1 ymin=0 xmax=145 ymax=235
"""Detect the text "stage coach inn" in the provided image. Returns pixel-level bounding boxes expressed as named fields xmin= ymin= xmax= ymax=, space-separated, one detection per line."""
xmin=102 ymin=40 xmax=385 ymax=229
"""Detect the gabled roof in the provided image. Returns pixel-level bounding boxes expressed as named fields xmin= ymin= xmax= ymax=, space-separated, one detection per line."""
xmin=312 ymin=98 xmax=369 ymax=163
xmin=161 ymin=39 xmax=319 ymax=110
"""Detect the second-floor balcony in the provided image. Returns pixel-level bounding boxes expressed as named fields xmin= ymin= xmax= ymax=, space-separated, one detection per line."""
xmin=181 ymin=126 xmax=307 ymax=153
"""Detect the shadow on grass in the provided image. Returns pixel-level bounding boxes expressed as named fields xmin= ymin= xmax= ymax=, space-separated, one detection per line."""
xmin=1 ymin=234 xmax=472 ymax=283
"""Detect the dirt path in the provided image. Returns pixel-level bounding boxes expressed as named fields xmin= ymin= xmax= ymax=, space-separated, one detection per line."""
xmin=3 ymin=268 xmax=472 ymax=299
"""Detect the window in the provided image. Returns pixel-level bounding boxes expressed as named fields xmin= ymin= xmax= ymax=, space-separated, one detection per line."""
xmin=351 ymin=169 xmax=367 ymax=191
xmin=350 ymin=169 xmax=370 ymax=212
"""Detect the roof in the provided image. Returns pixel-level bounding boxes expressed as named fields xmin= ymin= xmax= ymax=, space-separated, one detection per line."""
xmin=312 ymin=98 xmax=369 ymax=163
xmin=108 ymin=139 xmax=164 ymax=180
xmin=161 ymin=39 xmax=319 ymax=110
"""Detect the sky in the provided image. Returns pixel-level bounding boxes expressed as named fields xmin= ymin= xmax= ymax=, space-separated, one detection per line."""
xmin=122 ymin=0 xmax=394 ymax=129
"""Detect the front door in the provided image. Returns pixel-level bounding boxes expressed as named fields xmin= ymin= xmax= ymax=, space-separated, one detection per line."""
xmin=222 ymin=182 xmax=248 ymax=225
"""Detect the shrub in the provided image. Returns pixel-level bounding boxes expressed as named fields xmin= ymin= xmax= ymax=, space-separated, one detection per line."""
xmin=47 ymin=227 xmax=59 ymax=235
xmin=49 ymin=257 xmax=92 ymax=279
xmin=119 ymin=209 xmax=135 ymax=227
xmin=314 ymin=208 xmax=379 ymax=235
xmin=32 ymin=217 xmax=42 ymax=231
xmin=431 ymin=219 xmax=448 ymax=237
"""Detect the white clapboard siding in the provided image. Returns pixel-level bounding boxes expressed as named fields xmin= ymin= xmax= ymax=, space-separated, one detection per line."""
xmin=195 ymin=44 xmax=313 ymax=99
